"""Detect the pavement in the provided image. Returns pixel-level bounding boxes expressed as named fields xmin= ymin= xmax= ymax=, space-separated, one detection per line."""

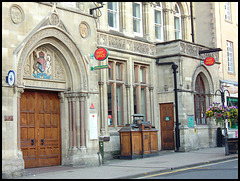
xmin=13 ymin=147 xmax=238 ymax=179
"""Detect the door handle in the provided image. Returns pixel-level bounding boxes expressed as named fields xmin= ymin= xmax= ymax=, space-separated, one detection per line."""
xmin=31 ymin=139 xmax=35 ymax=146
xmin=41 ymin=139 xmax=44 ymax=145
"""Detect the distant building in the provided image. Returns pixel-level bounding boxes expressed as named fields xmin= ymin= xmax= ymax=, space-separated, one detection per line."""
xmin=194 ymin=2 xmax=238 ymax=105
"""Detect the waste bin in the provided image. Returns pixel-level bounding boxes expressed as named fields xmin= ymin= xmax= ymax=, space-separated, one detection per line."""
xmin=217 ymin=127 xmax=223 ymax=147
xmin=227 ymin=138 xmax=238 ymax=154
xmin=118 ymin=114 xmax=158 ymax=159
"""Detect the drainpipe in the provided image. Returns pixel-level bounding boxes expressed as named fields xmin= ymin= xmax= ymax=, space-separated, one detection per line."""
xmin=156 ymin=60 xmax=180 ymax=151
xmin=190 ymin=2 xmax=195 ymax=43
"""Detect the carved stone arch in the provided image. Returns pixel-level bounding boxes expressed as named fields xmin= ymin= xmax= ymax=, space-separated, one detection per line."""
xmin=177 ymin=2 xmax=190 ymax=16
xmin=16 ymin=26 xmax=88 ymax=92
xmin=160 ymin=2 xmax=167 ymax=9
xmin=191 ymin=65 xmax=214 ymax=95
xmin=27 ymin=39 xmax=73 ymax=89
xmin=153 ymin=2 xmax=162 ymax=7
xmin=163 ymin=2 xmax=171 ymax=10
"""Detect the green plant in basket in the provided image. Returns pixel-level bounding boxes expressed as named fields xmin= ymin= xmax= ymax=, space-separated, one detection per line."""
xmin=205 ymin=102 xmax=238 ymax=127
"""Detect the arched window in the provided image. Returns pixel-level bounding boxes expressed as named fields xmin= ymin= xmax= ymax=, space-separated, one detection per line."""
xmin=154 ymin=2 xmax=164 ymax=41
xmin=174 ymin=3 xmax=182 ymax=39
xmin=194 ymin=74 xmax=206 ymax=124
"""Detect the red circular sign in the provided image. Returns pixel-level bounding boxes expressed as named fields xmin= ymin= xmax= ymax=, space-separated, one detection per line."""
xmin=94 ymin=48 xmax=109 ymax=61
xmin=204 ymin=57 xmax=215 ymax=66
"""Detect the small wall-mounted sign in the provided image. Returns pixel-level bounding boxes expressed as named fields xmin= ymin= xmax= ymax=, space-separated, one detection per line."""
xmin=6 ymin=70 xmax=15 ymax=86
xmin=90 ymin=102 xmax=95 ymax=109
xmin=90 ymin=53 xmax=95 ymax=59
xmin=89 ymin=113 xmax=98 ymax=140
xmin=187 ymin=115 xmax=194 ymax=128
xmin=165 ymin=116 xmax=170 ymax=121
xmin=94 ymin=47 xmax=109 ymax=61
xmin=204 ymin=57 xmax=215 ymax=66
xmin=91 ymin=64 xmax=111 ymax=71
xmin=4 ymin=115 xmax=13 ymax=121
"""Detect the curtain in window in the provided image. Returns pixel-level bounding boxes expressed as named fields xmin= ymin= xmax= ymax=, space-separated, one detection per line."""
xmin=194 ymin=74 xmax=206 ymax=124
xmin=155 ymin=10 xmax=163 ymax=40
xmin=108 ymin=2 xmax=118 ymax=28
xmin=174 ymin=17 xmax=180 ymax=39
xmin=133 ymin=3 xmax=141 ymax=33
xmin=227 ymin=41 xmax=234 ymax=72
xmin=174 ymin=4 xmax=181 ymax=39
xmin=117 ymin=85 xmax=123 ymax=125
xmin=224 ymin=2 xmax=231 ymax=21
xmin=141 ymin=87 xmax=146 ymax=120
xmin=107 ymin=84 xmax=113 ymax=126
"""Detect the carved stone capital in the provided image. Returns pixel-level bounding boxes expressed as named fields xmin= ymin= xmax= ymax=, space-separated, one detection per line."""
xmin=148 ymin=86 xmax=154 ymax=91
xmin=58 ymin=92 xmax=65 ymax=103
xmin=98 ymin=81 xmax=104 ymax=86
xmin=125 ymin=84 xmax=131 ymax=89
xmin=16 ymin=86 xmax=25 ymax=98
xmin=181 ymin=14 xmax=190 ymax=19
xmin=79 ymin=93 xmax=88 ymax=102
xmin=65 ymin=92 xmax=79 ymax=102
xmin=163 ymin=8 xmax=171 ymax=13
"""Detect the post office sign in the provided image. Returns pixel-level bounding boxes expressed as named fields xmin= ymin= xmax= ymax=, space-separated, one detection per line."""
xmin=94 ymin=47 xmax=109 ymax=61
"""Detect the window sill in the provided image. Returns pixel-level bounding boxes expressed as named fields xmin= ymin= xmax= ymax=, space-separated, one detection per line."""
xmin=225 ymin=19 xmax=233 ymax=24
xmin=134 ymin=33 xmax=143 ymax=38
xmin=228 ymin=72 xmax=236 ymax=75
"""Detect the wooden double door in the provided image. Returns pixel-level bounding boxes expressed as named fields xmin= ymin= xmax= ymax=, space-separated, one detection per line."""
xmin=20 ymin=90 xmax=61 ymax=168
xmin=160 ymin=103 xmax=175 ymax=150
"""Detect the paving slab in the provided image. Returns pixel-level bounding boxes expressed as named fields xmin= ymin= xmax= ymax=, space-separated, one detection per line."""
xmin=13 ymin=147 xmax=238 ymax=179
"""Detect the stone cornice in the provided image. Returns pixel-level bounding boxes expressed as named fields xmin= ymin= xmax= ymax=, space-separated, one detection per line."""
xmin=97 ymin=31 xmax=155 ymax=57
xmin=97 ymin=31 xmax=220 ymax=62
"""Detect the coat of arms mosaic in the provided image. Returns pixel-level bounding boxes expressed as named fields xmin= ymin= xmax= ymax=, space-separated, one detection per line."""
xmin=33 ymin=49 xmax=52 ymax=79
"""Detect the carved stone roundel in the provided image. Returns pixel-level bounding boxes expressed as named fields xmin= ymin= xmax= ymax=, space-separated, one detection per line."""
xmin=79 ymin=22 xmax=89 ymax=38
xmin=10 ymin=4 xmax=24 ymax=24
xmin=49 ymin=13 xmax=60 ymax=26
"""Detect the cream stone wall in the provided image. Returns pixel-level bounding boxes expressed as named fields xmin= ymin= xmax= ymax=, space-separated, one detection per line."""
xmin=3 ymin=2 xmax=225 ymax=178
xmin=2 ymin=2 xmax=100 ymax=178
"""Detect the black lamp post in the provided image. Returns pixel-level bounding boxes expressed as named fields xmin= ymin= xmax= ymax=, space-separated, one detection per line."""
xmin=215 ymin=88 xmax=230 ymax=155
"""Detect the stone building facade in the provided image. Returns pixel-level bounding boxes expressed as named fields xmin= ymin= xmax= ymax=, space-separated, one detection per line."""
xmin=2 ymin=2 xmax=222 ymax=178
xmin=96 ymin=1 xmax=220 ymax=156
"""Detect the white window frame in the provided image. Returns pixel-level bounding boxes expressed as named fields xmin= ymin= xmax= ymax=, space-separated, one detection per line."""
xmin=227 ymin=41 xmax=234 ymax=73
xmin=108 ymin=2 xmax=119 ymax=31
xmin=174 ymin=3 xmax=182 ymax=40
xmin=133 ymin=2 xmax=143 ymax=36
xmin=154 ymin=3 xmax=164 ymax=41
xmin=224 ymin=2 xmax=232 ymax=21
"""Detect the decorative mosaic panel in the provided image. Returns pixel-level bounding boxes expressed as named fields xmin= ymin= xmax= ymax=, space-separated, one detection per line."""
xmin=24 ymin=46 xmax=65 ymax=81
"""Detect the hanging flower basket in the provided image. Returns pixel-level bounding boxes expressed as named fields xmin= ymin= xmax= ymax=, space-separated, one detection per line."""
xmin=205 ymin=102 xmax=238 ymax=127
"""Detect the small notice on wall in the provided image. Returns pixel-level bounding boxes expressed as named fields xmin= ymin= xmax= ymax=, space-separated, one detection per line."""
xmin=89 ymin=113 xmax=98 ymax=140
xmin=90 ymin=102 xmax=95 ymax=109
xmin=4 ymin=115 xmax=13 ymax=121
xmin=187 ymin=115 xmax=194 ymax=128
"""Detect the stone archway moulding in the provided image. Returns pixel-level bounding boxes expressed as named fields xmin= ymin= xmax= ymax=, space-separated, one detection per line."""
xmin=16 ymin=26 xmax=88 ymax=92
xmin=191 ymin=65 xmax=215 ymax=95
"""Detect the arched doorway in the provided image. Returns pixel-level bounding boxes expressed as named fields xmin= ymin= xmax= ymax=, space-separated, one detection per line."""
xmin=16 ymin=27 xmax=89 ymax=168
